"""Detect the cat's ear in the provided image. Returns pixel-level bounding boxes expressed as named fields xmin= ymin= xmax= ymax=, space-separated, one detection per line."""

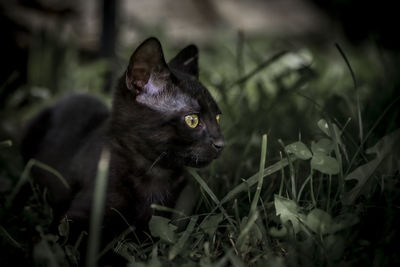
xmin=168 ymin=45 xmax=199 ymax=78
xmin=125 ymin=37 xmax=170 ymax=93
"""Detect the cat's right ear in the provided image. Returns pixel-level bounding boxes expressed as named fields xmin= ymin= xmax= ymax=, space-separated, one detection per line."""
xmin=125 ymin=38 xmax=170 ymax=93
xmin=168 ymin=45 xmax=199 ymax=78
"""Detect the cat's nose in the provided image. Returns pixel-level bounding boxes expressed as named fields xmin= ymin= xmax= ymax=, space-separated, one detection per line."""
xmin=212 ymin=138 xmax=225 ymax=152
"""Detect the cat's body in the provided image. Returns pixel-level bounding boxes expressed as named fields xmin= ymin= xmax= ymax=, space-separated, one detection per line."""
xmin=21 ymin=38 xmax=224 ymax=248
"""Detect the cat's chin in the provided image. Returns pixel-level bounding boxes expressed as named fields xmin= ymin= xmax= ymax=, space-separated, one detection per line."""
xmin=184 ymin=158 xmax=214 ymax=168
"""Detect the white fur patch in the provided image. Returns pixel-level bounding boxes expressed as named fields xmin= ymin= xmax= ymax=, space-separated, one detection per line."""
xmin=136 ymin=73 xmax=198 ymax=113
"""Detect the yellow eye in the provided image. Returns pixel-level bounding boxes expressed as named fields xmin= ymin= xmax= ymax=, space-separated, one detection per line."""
xmin=184 ymin=114 xmax=199 ymax=128
xmin=216 ymin=114 xmax=220 ymax=124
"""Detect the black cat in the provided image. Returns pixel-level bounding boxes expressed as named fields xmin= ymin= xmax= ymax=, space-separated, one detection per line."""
xmin=21 ymin=37 xmax=224 ymax=259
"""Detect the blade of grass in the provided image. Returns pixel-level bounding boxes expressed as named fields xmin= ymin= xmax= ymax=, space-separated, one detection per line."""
xmin=107 ymin=207 xmax=140 ymax=244
xmin=6 ymin=159 xmax=69 ymax=208
xmin=278 ymin=139 xmax=297 ymax=201
xmin=335 ymin=117 xmax=352 ymax=162
xmin=74 ymin=231 xmax=88 ymax=252
xmin=327 ymin=174 xmax=332 ymax=212
xmin=316 ymin=172 xmax=323 ymax=202
xmin=233 ymin=199 xmax=240 ymax=224
xmin=234 ymin=133 xmax=257 ymax=185
xmin=335 ymin=43 xmax=363 ymax=143
xmin=345 ymin=94 xmax=400 ymax=175
xmin=249 ymin=134 xmax=267 ymax=216
xmin=32 ymin=160 xmax=70 ymax=188
xmin=168 ymin=215 xmax=198 ymax=260
xmin=0 ymin=140 xmax=12 ymax=148
xmin=230 ymin=50 xmax=288 ymax=88
xmin=0 ymin=224 xmax=23 ymax=249
xmin=326 ymin=118 xmax=344 ymax=198
xmin=197 ymin=156 xmax=295 ymax=234
xmin=237 ymin=210 xmax=258 ymax=249
xmin=278 ymin=152 xmax=285 ymax=196
xmin=86 ymin=148 xmax=110 ymax=267
xmin=97 ymin=228 xmax=132 ymax=260
xmin=188 ymin=168 xmax=221 ymax=206
xmin=150 ymin=204 xmax=187 ymax=217
xmin=296 ymin=174 xmax=311 ymax=203
xmin=259 ymin=197 xmax=269 ymax=232
xmin=188 ymin=168 xmax=235 ymax=229
xmin=309 ymin=169 xmax=317 ymax=207
xmin=6 ymin=160 xmax=34 ymax=208
xmin=220 ymin=155 xmax=296 ymax=206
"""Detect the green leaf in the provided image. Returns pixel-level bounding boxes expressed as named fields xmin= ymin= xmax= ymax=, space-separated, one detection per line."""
xmin=304 ymin=209 xmax=359 ymax=235
xmin=269 ymin=226 xmax=288 ymax=238
xmin=305 ymin=208 xmax=333 ymax=235
xmin=148 ymin=216 xmax=177 ymax=243
xmin=317 ymin=119 xmax=330 ymax=136
xmin=169 ymin=216 xmax=198 ymax=260
xmin=311 ymin=138 xmax=333 ymax=155
xmin=285 ymin=141 xmax=312 ymax=160
xmin=200 ymin=213 xmax=223 ymax=237
xmin=274 ymin=195 xmax=304 ymax=234
xmin=343 ymin=129 xmax=400 ymax=204
xmin=58 ymin=218 xmax=69 ymax=237
xmin=317 ymin=119 xmax=348 ymax=161
xmin=318 ymin=119 xmax=342 ymax=138
xmin=311 ymin=154 xmax=340 ymax=175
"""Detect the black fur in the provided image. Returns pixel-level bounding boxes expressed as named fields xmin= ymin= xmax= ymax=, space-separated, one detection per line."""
xmin=21 ymin=37 xmax=224 ymax=261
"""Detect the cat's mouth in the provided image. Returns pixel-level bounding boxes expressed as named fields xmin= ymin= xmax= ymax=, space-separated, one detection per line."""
xmin=185 ymin=158 xmax=214 ymax=168
xmin=185 ymin=152 xmax=221 ymax=168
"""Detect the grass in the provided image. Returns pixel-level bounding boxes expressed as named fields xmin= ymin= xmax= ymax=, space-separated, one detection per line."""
xmin=0 ymin=32 xmax=399 ymax=266
xmin=86 ymin=148 xmax=111 ymax=267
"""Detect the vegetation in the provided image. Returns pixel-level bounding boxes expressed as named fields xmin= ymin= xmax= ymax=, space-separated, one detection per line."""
xmin=0 ymin=32 xmax=399 ymax=267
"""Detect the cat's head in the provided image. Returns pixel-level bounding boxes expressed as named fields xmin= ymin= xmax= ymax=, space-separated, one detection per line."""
xmin=114 ymin=37 xmax=224 ymax=168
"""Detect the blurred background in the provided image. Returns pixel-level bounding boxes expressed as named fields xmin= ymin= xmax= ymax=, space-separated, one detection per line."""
xmin=0 ymin=0 xmax=399 ymax=265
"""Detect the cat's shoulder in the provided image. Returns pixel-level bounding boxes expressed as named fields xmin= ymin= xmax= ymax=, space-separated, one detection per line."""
xmin=54 ymin=94 xmax=108 ymax=116
xmin=21 ymin=94 xmax=109 ymax=161
xmin=47 ymin=94 xmax=109 ymax=129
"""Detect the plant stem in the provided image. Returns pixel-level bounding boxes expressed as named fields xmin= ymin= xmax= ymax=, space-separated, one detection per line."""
xmin=249 ymin=134 xmax=267 ymax=216
xmin=309 ymin=169 xmax=317 ymax=207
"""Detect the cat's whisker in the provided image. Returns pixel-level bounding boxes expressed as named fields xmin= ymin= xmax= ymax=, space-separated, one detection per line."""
xmin=146 ymin=151 xmax=167 ymax=173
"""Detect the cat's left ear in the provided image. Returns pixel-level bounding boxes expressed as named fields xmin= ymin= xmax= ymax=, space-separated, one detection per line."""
xmin=125 ymin=37 xmax=170 ymax=93
xmin=168 ymin=45 xmax=199 ymax=78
